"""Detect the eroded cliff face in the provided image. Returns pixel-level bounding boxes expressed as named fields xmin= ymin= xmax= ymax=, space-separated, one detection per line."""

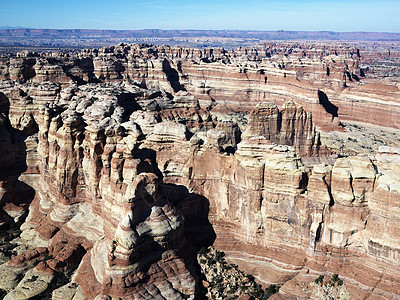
xmin=0 ymin=43 xmax=400 ymax=299
xmin=2 ymin=42 xmax=400 ymax=131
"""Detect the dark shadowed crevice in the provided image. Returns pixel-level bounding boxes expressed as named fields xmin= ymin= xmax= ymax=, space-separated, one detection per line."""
xmin=315 ymin=222 xmax=322 ymax=243
xmin=318 ymin=90 xmax=338 ymax=119
xmin=116 ymin=92 xmax=142 ymax=120
xmin=322 ymin=175 xmax=335 ymax=206
xmin=299 ymin=172 xmax=309 ymax=193
xmin=162 ymin=59 xmax=185 ymax=93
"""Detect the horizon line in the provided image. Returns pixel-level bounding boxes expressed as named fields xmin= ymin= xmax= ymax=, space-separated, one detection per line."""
xmin=1 ymin=27 xmax=400 ymax=34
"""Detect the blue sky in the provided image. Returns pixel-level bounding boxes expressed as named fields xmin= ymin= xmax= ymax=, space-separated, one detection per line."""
xmin=1 ymin=0 xmax=399 ymax=32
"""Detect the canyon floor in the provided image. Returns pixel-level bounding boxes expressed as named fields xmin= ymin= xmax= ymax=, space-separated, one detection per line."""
xmin=0 ymin=39 xmax=399 ymax=299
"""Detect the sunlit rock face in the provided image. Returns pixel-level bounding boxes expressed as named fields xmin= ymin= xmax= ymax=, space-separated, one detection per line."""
xmin=0 ymin=42 xmax=400 ymax=299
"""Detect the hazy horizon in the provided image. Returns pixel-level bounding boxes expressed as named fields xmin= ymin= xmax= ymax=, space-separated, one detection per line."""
xmin=1 ymin=27 xmax=400 ymax=34
xmin=1 ymin=0 xmax=400 ymax=33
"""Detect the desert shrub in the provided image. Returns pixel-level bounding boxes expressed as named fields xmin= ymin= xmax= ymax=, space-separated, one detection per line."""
xmin=230 ymin=284 xmax=238 ymax=293
xmin=215 ymin=250 xmax=225 ymax=260
xmin=315 ymin=275 xmax=324 ymax=285
xmin=199 ymin=247 xmax=208 ymax=255
xmin=331 ymin=274 xmax=344 ymax=286
xmin=266 ymin=284 xmax=279 ymax=294
xmin=214 ymin=275 xmax=223 ymax=284
xmin=207 ymin=257 xmax=216 ymax=266
xmin=217 ymin=284 xmax=224 ymax=293
xmin=246 ymin=274 xmax=254 ymax=281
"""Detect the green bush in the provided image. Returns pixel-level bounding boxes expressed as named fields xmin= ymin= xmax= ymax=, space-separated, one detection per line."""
xmin=215 ymin=250 xmax=225 ymax=260
xmin=207 ymin=257 xmax=216 ymax=266
xmin=230 ymin=285 xmax=238 ymax=293
xmin=239 ymin=282 xmax=246 ymax=291
xmin=315 ymin=275 xmax=324 ymax=285
xmin=246 ymin=274 xmax=254 ymax=281
xmin=266 ymin=284 xmax=279 ymax=294
xmin=250 ymin=289 xmax=262 ymax=298
xmin=330 ymin=274 xmax=344 ymax=286
xmin=199 ymin=247 xmax=208 ymax=255
xmin=214 ymin=275 xmax=223 ymax=284
xmin=217 ymin=284 xmax=224 ymax=293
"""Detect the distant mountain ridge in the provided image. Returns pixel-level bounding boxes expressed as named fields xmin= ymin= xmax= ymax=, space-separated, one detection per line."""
xmin=1 ymin=28 xmax=400 ymax=53
xmin=0 ymin=26 xmax=28 ymax=30
xmin=1 ymin=28 xmax=400 ymax=40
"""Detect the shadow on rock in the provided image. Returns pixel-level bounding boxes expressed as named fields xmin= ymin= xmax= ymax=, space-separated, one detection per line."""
xmin=0 ymin=92 xmax=36 ymax=230
xmin=318 ymin=90 xmax=338 ymax=119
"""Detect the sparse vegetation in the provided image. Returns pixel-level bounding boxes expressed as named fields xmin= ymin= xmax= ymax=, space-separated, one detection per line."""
xmin=199 ymin=246 xmax=209 ymax=255
xmin=314 ymin=273 xmax=344 ymax=288
xmin=246 ymin=274 xmax=254 ymax=281
xmin=309 ymin=273 xmax=348 ymax=299
xmin=265 ymin=284 xmax=279 ymax=294
xmin=315 ymin=275 xmax=324 ymax=285
xmin=331 ymin=273 xmax=343 ymax=286
xmin=197 ymin=246 xmax=281 ymax=299
xmin=0 ymin=221 xmax=22 ymax=264
xmin=215 ymin=250 xmax=225 ymax=260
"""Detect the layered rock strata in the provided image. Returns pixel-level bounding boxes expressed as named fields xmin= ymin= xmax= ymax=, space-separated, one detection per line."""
xmin=1 ymin=42 xmax=399 ymax=131
xmin=0 ymin=43 xmax=399 ymax=299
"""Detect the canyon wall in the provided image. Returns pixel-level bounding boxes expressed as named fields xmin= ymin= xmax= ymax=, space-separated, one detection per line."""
xmin=0 ymin=43 xmax=399 ymax=299
xmin=1 ymin=43 xmax=399 ymax=131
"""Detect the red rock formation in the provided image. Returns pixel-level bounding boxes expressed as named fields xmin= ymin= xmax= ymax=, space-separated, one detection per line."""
xmin=1 ymin=42 xmax=399 ymax=130
xmin=243 ymin=101 xmax=319 ymax=156
xmin=0 ymin=42 xmax=400 ymax=299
